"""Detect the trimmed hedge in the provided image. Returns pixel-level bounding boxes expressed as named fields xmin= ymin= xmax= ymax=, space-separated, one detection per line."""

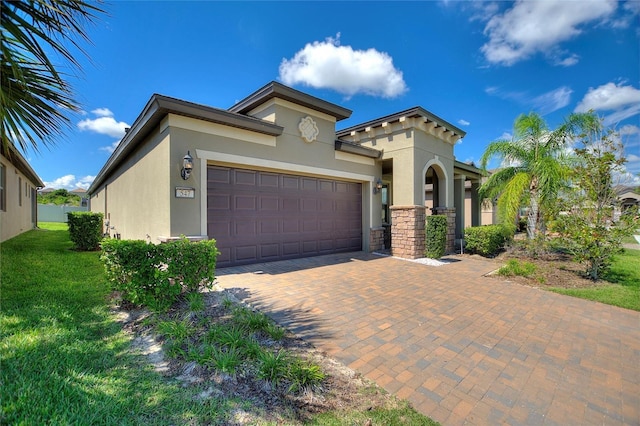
xmin=101 ymin=238 xmax=219 ymax=311
xmin=425 ymin=215 xmax=447 ymax=259
xmin=464 ymin=224 xmax=511 ymax=257
xmin=67 ymin=211 xmax=104 ymax=250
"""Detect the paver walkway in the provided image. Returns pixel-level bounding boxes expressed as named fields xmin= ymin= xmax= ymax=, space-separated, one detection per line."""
xmin=215 ymin=252 xmax=640 ymax=425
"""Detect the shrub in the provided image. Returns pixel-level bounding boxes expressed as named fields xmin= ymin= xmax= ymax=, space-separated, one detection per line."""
xmin=101 ymin=238 xmax=219 ymax=311
xmin=497 ymin=259 xmax=537 ymax=277
xmin=67 ymin=211 xmax=104 ymax=250
xmin=464 ymin=224 xmax=511 ymax=257
xmin=425 ymin=215 xmax=447 ymax=259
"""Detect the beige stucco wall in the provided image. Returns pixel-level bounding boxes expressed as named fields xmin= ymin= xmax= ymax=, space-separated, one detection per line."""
xmin=0 ymin=153 xmax=39 ymax=242
xmin=90 ymin=128 xmax=171 ymax=241
xmin=355 ymin=122 xmax=455 ymax=209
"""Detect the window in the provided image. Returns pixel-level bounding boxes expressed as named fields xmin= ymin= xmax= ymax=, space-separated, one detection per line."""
xmin=0 ymin=163 xmax=5 ymax=211
xmin=18 ymin=177 xmax=22 ymax=206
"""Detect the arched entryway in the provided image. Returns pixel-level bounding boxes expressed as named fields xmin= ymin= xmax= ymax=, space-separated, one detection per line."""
xmin=423 ymin=161 xmax=448 ymax=214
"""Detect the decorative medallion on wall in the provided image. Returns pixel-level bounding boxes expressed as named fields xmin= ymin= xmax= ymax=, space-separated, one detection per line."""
xmin=298 ymin=116 xmax=319 ymax=143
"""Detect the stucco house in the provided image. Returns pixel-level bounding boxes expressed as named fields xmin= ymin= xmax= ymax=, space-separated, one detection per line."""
xmin=1 ymin=143 xmax=44 ymax=242
xmin=88 ymin=82 xmax=485 ymax=267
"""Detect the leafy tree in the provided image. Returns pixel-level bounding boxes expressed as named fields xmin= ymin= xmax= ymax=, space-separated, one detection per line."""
xmin=37 ymin=188 xmax=81 ymax=205
xmin=479 ymin=112 xmax=571 ymax=239
xmin=556 ymin=113 xmax=639 ymax=280
xmin=1 ymin=0 xmax=105 ymax=154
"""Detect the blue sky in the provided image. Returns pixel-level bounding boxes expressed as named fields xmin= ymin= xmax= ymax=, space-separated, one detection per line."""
xmin=26 ymin=0 xmax=640 ymax=190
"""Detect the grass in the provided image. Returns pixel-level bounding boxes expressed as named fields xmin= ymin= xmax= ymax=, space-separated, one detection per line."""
xmin=2 ymin=223 xmax=436 ymax=424
xmin=1 ymin=223 xmax=226 ymax=424
xmin=549 ymin=249 xmax=640 ymax=311
xmin=622 ymin=233 xmax=639 ymax=244
xmin=497 ymin=259 xmax=537 ymax=278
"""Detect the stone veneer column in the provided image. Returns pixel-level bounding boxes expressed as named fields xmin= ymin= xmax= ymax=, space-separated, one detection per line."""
xmin=369 ymin=227 xmax=385 ymax=252
xmin=433 ymin=207 xmax=456 ymax=254
xmin=390 ymin=205 xmax=426 ymax=259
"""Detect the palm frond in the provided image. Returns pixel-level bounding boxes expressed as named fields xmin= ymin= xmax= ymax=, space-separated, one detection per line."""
xmin=0 ymin=0 xmax=105 ymax=154
xmin=496 ymin=171 xmax=530 ymax=224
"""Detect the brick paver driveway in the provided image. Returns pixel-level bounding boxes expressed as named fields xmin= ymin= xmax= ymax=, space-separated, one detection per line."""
xmin=215 ymin=252 xmax=640 ymax=425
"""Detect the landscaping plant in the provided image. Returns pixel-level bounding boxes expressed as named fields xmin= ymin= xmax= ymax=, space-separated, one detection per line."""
xmin=425 ymin=214 xmax=447 ymax=258
xmin=464 ymin=224 xmax=511 ymax=257
xmin=479 ymin=112 xmax=572 ymax=240
xmin=556 ymin=113 xmax=640 ymax=280
xmin=100 ymin=238 xmax=219 ymax=311
xmin=66 ymin=211 xmax=103 ymax=250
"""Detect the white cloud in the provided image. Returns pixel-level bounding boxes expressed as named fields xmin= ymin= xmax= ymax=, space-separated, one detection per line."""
xmin=279 ymin=34 xmax=407 ymax=99
xmin=44 ymin=175 xmax=95 ymax=190
xmin=552 ymin=53 xmax=580 ymax=67
xmin=78 ymin=108 xmax=130 ymax=138
xmin=100 ymin=140 xmax=121 ymax=154
xmin=532 ymin=86 xmax=573 ymax=115
xmin=91 ymin=108 xmax=114 ymax=117
xmin=575 ymin=82 xmax=640 ymax=112
xmin=619 ymin=124 xmax=640 ymax=136
xmin=611 ymin=0 xmax=640 ymax=28
xmin=575 ymin=82 xmax=640 ymax=125
xmin=481 ymin=0 xmax=616 ymax=66
xmin=458 ymin=119 xmax=470 ymax=126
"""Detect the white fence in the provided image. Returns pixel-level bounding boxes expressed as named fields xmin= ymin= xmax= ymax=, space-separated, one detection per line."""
xmin=38 ymin=204 xmax=89 ymax=222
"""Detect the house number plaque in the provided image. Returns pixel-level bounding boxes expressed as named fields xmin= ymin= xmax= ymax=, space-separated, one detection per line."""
xmin=175 ymin=187 xmax=195 ymax=198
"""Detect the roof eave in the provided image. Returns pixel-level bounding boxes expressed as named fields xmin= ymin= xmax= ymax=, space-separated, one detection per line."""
xmin=88 ymin=94 xmax=284 ymax=195
xmin=229 ymin=81 xmax=352 ymax=121
xmin=337 ymin=106 xmax=466 ymax=140
xmin=335 ymin=140 xmax=382 ymax=159
xmin=1 ymin=143 xmax=44 ymax=187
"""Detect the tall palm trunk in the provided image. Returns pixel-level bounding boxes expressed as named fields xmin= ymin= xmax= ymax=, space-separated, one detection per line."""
xmin=527 ymin=195 xmax=538 ymax=240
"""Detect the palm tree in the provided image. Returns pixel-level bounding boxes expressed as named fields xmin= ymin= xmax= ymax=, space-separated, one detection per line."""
xmin=479 ymin=112 xmax=570 ymax=239
xmin=1 ymin=0 xmax=104 ymax=154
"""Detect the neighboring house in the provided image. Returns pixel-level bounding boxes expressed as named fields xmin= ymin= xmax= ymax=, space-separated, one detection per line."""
xmin=617 ymin=187 xmax=640 ymax=211
xmin=71 ymin=188 xmax=88 ymax=206
xmin=88 ymin=81 xmax=485 ymax=267
xmin=0 ymin=143 xmax=44 ymax=242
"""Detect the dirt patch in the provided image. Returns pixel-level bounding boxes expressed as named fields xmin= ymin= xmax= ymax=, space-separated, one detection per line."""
xmin=116 ymin=289 xmax=407 ymax=425
xmin=485 ymin=248 xmax=607 ymax=289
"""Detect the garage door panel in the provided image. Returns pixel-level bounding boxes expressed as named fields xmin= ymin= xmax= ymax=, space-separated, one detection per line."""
xmin=302 ymin=178 xmax=317 ymax=191
xmin=302 ymin=220 xmax=317 ymax=232
xmin=236 ymin=245 xmax=257 ymax=261
xmin=260 ymin=244 xmax=279 ymax=258
xmin=235 ymin=195 xmax=256 ymax=210
xmin=282 ymin=176 xmax=299 ymax=190
xmin=234 ymin=170 xmax=257 ymax=186
xmin=301 ymin=198 xmax=317 ymax=211
xmin=318 ymin=199 xmax=333 ymax=212
xmin=282 ymin=220 xmax=300 ymax=233
xmin=209 ymin=165 xmax=361 ymax=267
xmin=209 ymin=194 xmax=230 ymax=210
xmin=259 ymin=173 xmax=279 ymax=188
xmin=319 ymin=180 xmax=333 ymax=192
xmin=282 ymin=242 xmax=300 ymax=255
xmin=282 ymin=198 xmax=299 ymax=212
xmin=208 ymin=220 xmax=230 ymax=238
xmin=259 ymin=219 xmax=279 ymax=234
xmin=208 ymin=166 xmax=230 ymax=183
xmin=302 ymin=241 xmax=318 ymax=253
xmin=260 ymin=196 xmax=279 ymax=211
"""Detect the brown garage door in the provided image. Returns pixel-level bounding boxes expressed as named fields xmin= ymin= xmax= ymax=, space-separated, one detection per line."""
xmin=207 ymin=165 xmax=362 ymax=267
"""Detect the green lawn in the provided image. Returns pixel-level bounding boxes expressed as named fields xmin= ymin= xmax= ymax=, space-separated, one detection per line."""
xmin=1 ymin=224 xmax=437 ymax=425
xmin=550 ymin=249 xmax=640 ymax=311
xmin=1 ymin=223 xmax=228 ymax=424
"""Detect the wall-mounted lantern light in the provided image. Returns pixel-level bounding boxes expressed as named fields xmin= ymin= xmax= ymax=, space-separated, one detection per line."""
xmin=181 ymin=151 xmax=193 ymax=180
xmin=373 ymin=178 xmax=383 ymax=194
